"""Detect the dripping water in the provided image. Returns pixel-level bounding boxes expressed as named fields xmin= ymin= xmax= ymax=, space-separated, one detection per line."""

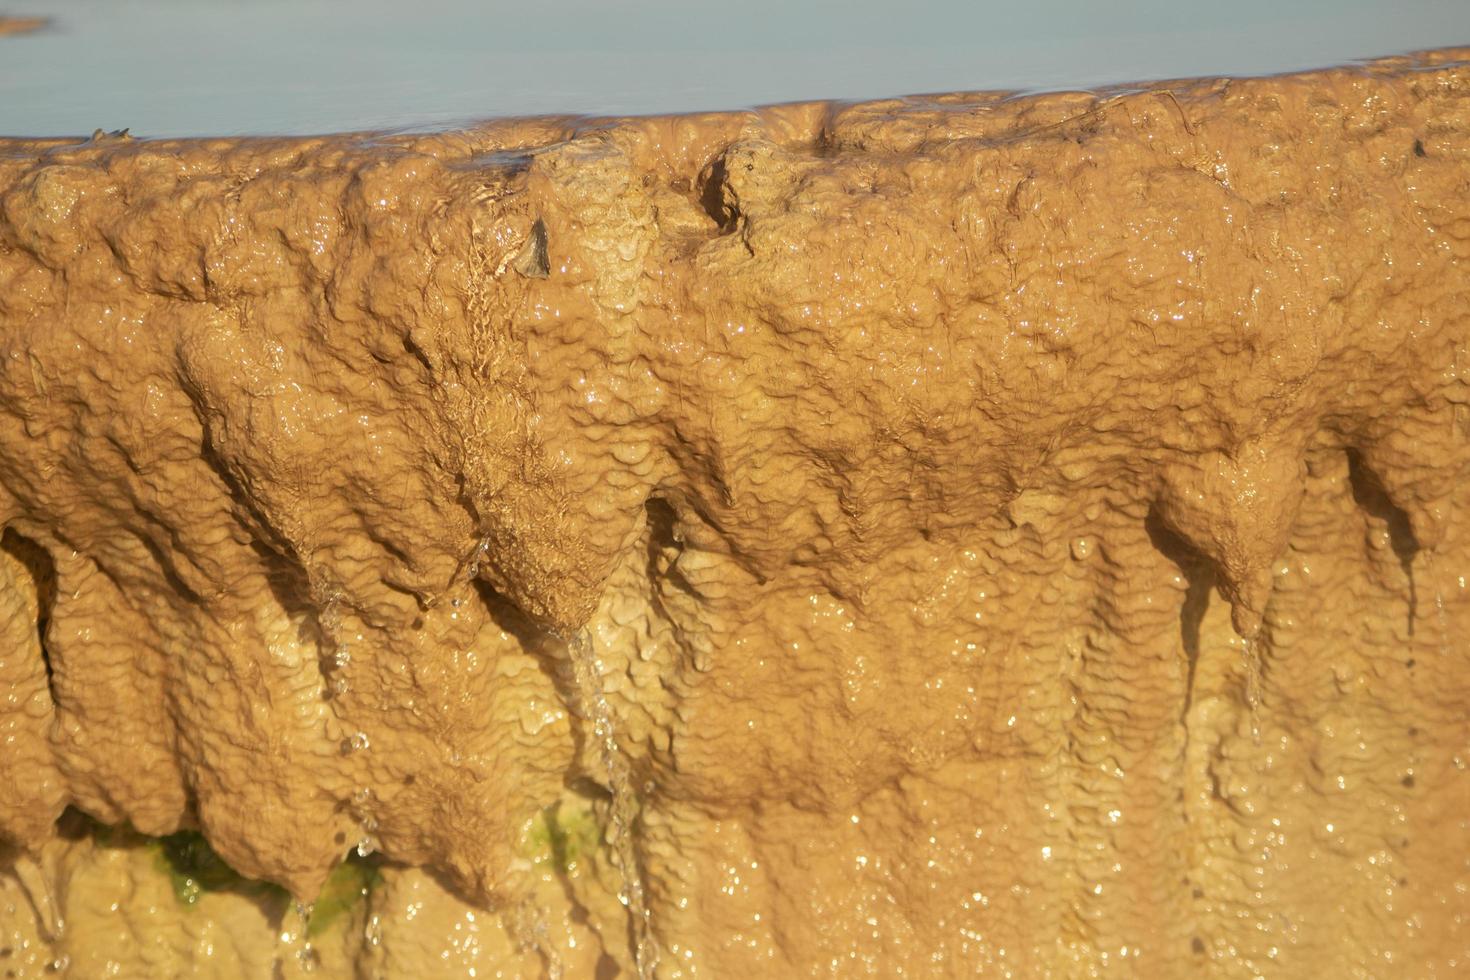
xmin=276 ymin=900 xmax=318 ymax=974
xmin=466 ymin=535 xmax=490 ymax=580
xmin=352 ymin=787 xmax=379 ymax=858
xmin=1241 ymin=635 xmax=1262 ymax=744
xmin=511 ymin=898 xmax=565 ymax=980
xmin=296 ymin=902 xmax=319 ymax=973
xmin=363 ymin=910 xmax=383 ymax=950
xmin=315 ymin=599 xmax=378 ymax=859
xmin=328 ymin=643 xmax=351 ymax=697
xmin=565 ymin=628 xmax=657 ymax=980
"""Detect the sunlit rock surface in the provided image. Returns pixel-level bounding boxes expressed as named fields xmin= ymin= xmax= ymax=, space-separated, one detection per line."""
xmin=2 ymin=48 xmax=1470 ymax=977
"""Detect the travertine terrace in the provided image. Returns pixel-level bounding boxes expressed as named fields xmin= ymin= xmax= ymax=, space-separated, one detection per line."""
xmin=1 ymin=48 xmax=1470 ymax=977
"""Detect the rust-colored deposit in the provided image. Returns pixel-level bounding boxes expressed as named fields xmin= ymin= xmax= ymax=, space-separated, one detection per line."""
xmin=2 ymin=49 xmax=1470 ymax=978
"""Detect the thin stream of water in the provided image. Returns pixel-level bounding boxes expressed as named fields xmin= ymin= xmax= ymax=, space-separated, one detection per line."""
xmin=1241 ymin=635 xmax=1262 ymax=744
xmin=274 ymin=900 xmax=318 ymax=974
xmin=566 ymin=628 xmax=657 ymax=980
xmin=511 ymin=899 xmax=565 ymax=980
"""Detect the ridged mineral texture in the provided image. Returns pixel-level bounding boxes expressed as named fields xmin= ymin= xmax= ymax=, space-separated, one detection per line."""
xmin=2 ymin=48 xmax=1470 ymax=978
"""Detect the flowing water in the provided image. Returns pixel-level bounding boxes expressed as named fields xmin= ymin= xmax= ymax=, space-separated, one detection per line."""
xmin=276 ymin=900 xmax=318 ymax=974
xmin=511 ymin=899 xmax=565 ymax=980
xmin=1241 ymin=635 xmax=1263 ymax=743
xmin=565 ymin=628 xmax=658 ymax=980
xmin=314 ymin=598 xmax=380 ymax=861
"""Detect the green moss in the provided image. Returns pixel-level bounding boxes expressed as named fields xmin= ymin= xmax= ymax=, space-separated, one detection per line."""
xmin=151 ymin=830 xmax=380 ymax=935
xmin=71 ymin=811 xmax=380 ymax=936
xmin=523 ymin=799 xmax=601 ymax=874
xmin=152 ymin=831 xmax=289 ymax=909
xmin=305 ymin=857 xmax=381 ymax=938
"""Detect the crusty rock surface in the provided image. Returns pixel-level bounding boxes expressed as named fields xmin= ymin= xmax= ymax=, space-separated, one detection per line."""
xmin=2 ymin=48 xmax=1470 ymax=977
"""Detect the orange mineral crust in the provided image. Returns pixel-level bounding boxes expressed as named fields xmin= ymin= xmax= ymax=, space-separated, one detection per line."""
xmin=2 ymin=48 xmax=1470 ymax=977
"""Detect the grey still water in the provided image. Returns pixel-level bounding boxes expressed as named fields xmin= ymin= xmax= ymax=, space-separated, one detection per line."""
xmin=2 ymin=0 xmax=1469 ymax=138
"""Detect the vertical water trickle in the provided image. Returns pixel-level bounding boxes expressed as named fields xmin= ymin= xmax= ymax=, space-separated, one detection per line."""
xmin=565 ymin=628 xmax=657 ymax=980
xmin=351 ymin=786 xmax=379 ymax=858
xmin=363 ymin=909 xmax=383 ymax=950
xmin=1241 ymin=636 xmax=1262 ymax=744
xmin=298 ymin=901 xmax=319 ymax=973
xmin=316 ymin=595 xmax=379 ymax=861
xmin=512 ymin=898 xmax=566 ymax=980
xmin=275 ymin=900 xmax=318 ymax=974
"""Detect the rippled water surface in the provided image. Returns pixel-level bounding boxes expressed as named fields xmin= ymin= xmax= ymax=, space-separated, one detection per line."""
xmin=2 ymin=0 xmax=1469 ymax=137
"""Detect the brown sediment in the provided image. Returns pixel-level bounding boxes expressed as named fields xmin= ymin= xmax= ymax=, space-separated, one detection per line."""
xmin=2 ymin=47 xmax=1470 ymax=976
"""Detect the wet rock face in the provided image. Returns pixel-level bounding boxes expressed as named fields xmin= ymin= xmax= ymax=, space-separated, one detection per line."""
xmin=3 ymin=49 xmax=1470 ymax=977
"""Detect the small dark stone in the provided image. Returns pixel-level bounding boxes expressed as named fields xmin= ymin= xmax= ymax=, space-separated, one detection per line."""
xmin=1191 ymin=937 xmax=1207 ymax=955
xmin=1414 ymin=138 xmax=1427 ymax=157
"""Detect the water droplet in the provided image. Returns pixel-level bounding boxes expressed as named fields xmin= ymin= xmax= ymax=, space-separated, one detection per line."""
xmin=298 ymin=943 xmax=319 ymax=973
xmin=1241 ymin=637 xmax=1262 ymax=743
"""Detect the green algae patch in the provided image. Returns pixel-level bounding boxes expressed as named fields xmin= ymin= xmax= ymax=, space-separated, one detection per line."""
xmin=150 ymin=827 xmax=379 ymax=936
xmin=523 ymin=798 xmax=601 ymax=874
xmin=153 ymin=830 xmax=289 ymax=909
xmin=306 ymin=856 xmax=382 ymax=938
xmin=69 ymin=808 xmax=381 ymax=933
